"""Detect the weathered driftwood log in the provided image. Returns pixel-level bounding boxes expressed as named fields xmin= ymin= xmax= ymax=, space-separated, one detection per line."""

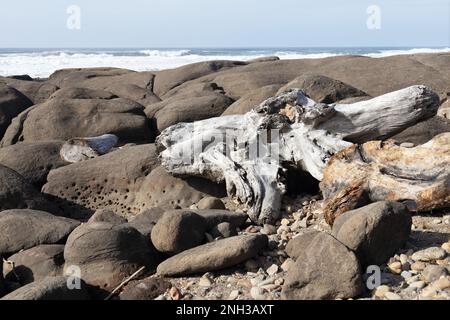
xmin=321 ymin=133 xmax=450 ymax=225
xmin=157 ymin=85 xmax=440 ymax=224
xmin=60 ymin=134 xmax=118 ymax=163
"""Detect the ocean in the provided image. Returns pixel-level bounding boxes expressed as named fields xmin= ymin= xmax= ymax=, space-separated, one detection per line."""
xmin=1 ymin=47 xmax=450 ymax=79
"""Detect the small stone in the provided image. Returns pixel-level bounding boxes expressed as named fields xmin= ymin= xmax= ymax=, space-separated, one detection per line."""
xmin=388 ymin=261 xmax=402 ymax=274
xmin=199 ymin=276 xmax=213 ymax=287
xmin=384 ymin=292 xmax=402 ymax=300
xmin=266 ymin=264 xmax=279 ymax=276
xmin=275 ymin=278 xmax=284 ymax=286
xmin=399 ymin=254 xmax=408 ymax=265
xmin=228 ymin=290 xmax=240 ymax=300
xmin=432 ymin=219 xmax=442 ymax=225
xmin=250 ymin=287 xmax=266 ymax=300
xmin=400 ymin=271 xmax=413 ymax=279
xmin=406 ymin=275 xmax=421 ymax=284
xmin=197 ymin=197 xmax=226 ymax=210
xmin=411 ymin=261 xmax=427 ymax=271
xmin=422 ymin=265 xmax=448 ymax=283
xmin=281 ymin=219 xmax=290 ymax=226
xmin=261 ymin=224 xmax=277 ymax=235
xmin=409 ymin=281 xmax=426 ymax=289
xmin=431 ymin=277 xmax=450 ymax=290
xmin=281 ymin=258 xmax=295 ymax=272
xmin=411 ymin=247 xmax=447 ymax=262
xmin=169 ymin=287 xmax=182 ymax=300
xmin=421 ymin=286 xmax=437 ymax=298
xmin=442 ymin=242 xmax=450 ymax=254
xmin=260 ymin=284 xmax=280 ymax=291
xmin=298 ymin=218 xmax=308 ymax=228
xmin=374 ymin=285 xmax=390 ymax=298
xmin=400 ymin=142 xmax=414 ymax=148
xmin=250 ymin=275 xmax=265 ymax=286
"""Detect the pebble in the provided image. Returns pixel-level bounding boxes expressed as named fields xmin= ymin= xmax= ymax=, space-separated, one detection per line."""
xmin=169 ymin=287 xmax=182 ymax=300
xmin=400 ymin=271 xmax=413 ymax=279
xmin=410 ymin=261 xmax=427 ymax=271
xmin=374 ymin=285 xmax=390 ymax=298
xmin=258 ymin=277 xmax=276 ymax=287
xmin=422 ymin=265 xmax=448 ymax=283
xmin=281 ymin=258 xmax=295 ymax=272
xmin=388 ymin=261 xmax=402 ymax=274
xmin=431 ymin=277 xmax=450 ymax=290
xmin=409 ymin=281 xmax=426 ymax=290
xmin=298 ymin=218 xmax=308 ymax=228
xmin=261 ymin=224 xmax=277 ymax=235
xmin=384 ymin=292 xmax=402 ymax=300
xmin=280 ymin=218 xmax=290 ymax=226
xmin=266 ymin=264 xmax=279 ymax=276
xmin=199 ymin=276 xmax=213 ymax=287
xmin=250 ymin=275 xmax=265 ymax=287
xmin=442 ymin=242 xmax=450 ymax=254
xmin=245 ymin=225 xmax=260 ymax=233
xmin=411 ymin=247 xmax=447 ymax=262
xmin=432 ymin=219 xmax=442 ymax=225
xmin=399 ymin=254 xmax=408 ymax=265
xmin=400 ymin=142 xmax=414 ymax=148
xmin=406 ymin=275 xmax=421 ymax=284
xmin=228 ymin=290 xmax=240 ymax=300
xmin=250 ymin=287 xmax=266 ymax=300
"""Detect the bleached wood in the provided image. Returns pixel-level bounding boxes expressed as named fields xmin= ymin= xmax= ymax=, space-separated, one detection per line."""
xmin=60 ymin=134 xmax=118 ymax=163
xmin=157 ymin=85 xmax=440 ymax=224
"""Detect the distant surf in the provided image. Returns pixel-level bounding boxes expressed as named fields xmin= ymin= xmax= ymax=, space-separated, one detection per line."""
xmin=1 ymin=47 xmax=449 ymax=78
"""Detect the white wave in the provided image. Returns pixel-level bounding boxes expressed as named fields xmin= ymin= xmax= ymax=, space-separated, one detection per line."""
xmin=0 ymin=47 xmax=449 ymax=78
xmin=367 ymin=47 xmax=450 ymax=58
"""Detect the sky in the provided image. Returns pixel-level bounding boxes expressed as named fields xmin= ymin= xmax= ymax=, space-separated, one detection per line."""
xmin=0 ymin=0 xmax=449 ymax=48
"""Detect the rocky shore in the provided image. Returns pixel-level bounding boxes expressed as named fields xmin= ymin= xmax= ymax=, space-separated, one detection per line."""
xmin=0 ymin=52 xmax=449 ymax=300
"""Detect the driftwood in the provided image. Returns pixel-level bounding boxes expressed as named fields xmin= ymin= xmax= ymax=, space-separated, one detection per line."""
xmin=157 ymin=85 xmax=440 ymax=224
xmin=60 ymin=134 xmax=118 ymax=163
xmin=321 ymin=133 xmax=450 ymax=225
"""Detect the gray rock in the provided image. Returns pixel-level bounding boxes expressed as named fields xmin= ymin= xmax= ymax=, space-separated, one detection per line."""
xmin=153 ymin=60 xmax=245 ymax=97
xmin=64 ymin=222 xmax=161 ymax=291
xmin=192 ymin=209 xmax=248 ymax=230
xmin=209 ymin=222 xmax=237 ymax=238
xmin=42 ymin=144 xmax=159 ymax=219
xmin=0 ymin=165 xmax=59 ymax=214
xmin=0 ymin=84 xmax=33 ymax=139
xmin=1 ymin=95 xmax=152 ymax=146
xmin=285 ymin=231 xmax=321 ymax=260
xmin=422 ymin=265 xmax=448 ymax=283
xmin=119 ymin=276 xmax=171 ymax=300
xmin=412 ymin=247 xmax=447 ymax=262
xmin=197 ymin=197 xmax=226 ymax=210
xmin=3 ymin=245 xmax=65 ymax=284
xmin=126 ymin=207 xmax=166 ymax=238
xmin=151 ymin=210 xmax=207 ymax=254
xmin=0 ymin=141 xmax=67 ymax=188
xmin=281 ymin=232 xmax=364 ymax=300
xmin=222 ymin=84 xmax=282 ymax=115
xmin=88 ymin=209 xmax=128 ymax=225
xmin=276 ymin=74 xmax=369 ymax=103
xmin=157 ymin=234 xmax=268 ymax=276
xmin=332 ymin=201 xmax=412 ymax=266
xmin=0 ymin=77 xmax=59 ymax=104
xmin=392 ymin=116 xmax=450 ymax=145
xmin=47 ymin=68 xmax=160 ymax=106
xmin=0 ymin=209 xmax=80 ymax=255
xmin=1 ymin=276 xmax=90 ymax=300
xmin=146 ymin=92 xmax=234 ymax=132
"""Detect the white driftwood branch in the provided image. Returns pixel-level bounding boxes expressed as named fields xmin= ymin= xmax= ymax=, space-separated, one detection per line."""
xmin=60 ymin=134 xmax=118 ymax=163
xmin=157 ymin=85 xmax=440 ymax=224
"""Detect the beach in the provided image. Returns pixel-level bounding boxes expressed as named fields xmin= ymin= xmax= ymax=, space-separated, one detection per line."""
xmin=0 ymin=51 xmax=449 ymax=300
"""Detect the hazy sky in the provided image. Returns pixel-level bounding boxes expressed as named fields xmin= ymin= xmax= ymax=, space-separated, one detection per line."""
xmin=1 ymin=0 xmax=449 ymax=47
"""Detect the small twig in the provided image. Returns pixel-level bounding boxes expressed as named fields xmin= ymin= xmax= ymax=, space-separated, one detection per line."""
xmin=104 ymin=266 xmax=146 ymax=300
